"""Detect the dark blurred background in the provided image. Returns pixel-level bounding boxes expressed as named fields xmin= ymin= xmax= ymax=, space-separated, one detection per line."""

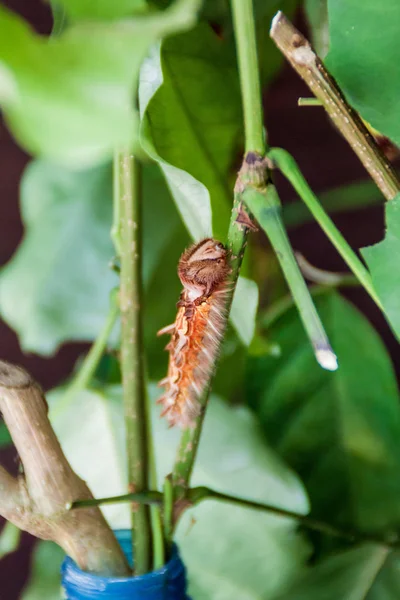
xmin=0 ymin=1 xmax=398 ymax=598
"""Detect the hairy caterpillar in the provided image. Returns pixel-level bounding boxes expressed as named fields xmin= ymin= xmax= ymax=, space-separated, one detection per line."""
xmin=157 ymin=238 xmax=231 ymax=428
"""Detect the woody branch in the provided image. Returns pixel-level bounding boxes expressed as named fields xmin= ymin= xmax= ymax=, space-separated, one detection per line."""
xmin=0 ymin=360 xmax=129 ymax=576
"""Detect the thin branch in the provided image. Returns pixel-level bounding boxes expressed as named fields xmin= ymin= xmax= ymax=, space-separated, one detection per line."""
xmin=118 ymin=151 xmax=151 ymax=574
xmin=69 ymin=485 xmax=397 ymax=549
xmin=188 ymin=487 xmax=396 ymax=548
xmin=270 ymin=11 xmax=400 ymax=201
xmin=70 ymin=491 xmax=163 ymax=510
xmin=0 ymin=361 xmax=129 ymax=576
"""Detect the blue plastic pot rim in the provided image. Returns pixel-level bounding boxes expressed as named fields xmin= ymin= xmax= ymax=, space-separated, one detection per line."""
xmin=61 ymin=529 xmax=189 ymax=599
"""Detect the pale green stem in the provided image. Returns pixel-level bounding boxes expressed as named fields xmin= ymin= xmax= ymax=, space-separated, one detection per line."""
xmin=243 ymin=185 xmax=338 ymax=371
xmin=231 ymin=0 xmax=265 ymax=154
xmin=145 ymin=382 xmax=165 ymax=569
xmin=118 ymin=151 xmax=151 ymax=574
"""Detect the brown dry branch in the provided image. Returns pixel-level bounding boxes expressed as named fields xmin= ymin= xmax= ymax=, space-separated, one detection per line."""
xmin=270 ymin=11 xmax=400 ymax=201
xmin=0 ymin=360 xmax=130 ymax=576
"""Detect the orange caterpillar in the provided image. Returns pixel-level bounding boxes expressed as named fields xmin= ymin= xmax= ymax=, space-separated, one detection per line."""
xmin=157 ymin=239 xmax=231 ymax=428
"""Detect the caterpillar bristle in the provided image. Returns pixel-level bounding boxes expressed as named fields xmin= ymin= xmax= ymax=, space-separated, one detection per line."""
xmin=157 ymin=323 xmax=175 ymax=337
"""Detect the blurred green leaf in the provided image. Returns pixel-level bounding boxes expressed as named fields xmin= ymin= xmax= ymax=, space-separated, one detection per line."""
xmin=326 ymin=0 xmax=400 ymax=146
xmin=273 ymin=544 xmax=398 ymax=600
xmin=0 ymin=522 xmax=20 ymax=560
xmin=0 ymin=160 xmax=184 ymax=355
xmin=56 ymin=0 xmax=147 ymax=21
xmin=0 ymin=1 xmax=200 ymax=165
xmin=361 ymin=195 xmax=400 ymax=340
xmin=49 ymin=383 xmax=310 ymax=599
xmin=248 ymin=293 xmax=400 ymax=536
xmin=21 ymin=541 xmax=64 ymax=600
xmin=0 ymin=160 xmax=117 ymax=354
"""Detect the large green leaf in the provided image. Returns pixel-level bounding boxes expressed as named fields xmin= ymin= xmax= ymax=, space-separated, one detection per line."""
xmin=247 ymin=293 xmax=400 ymax=536
xmin=273 ymin=544 xmax=399 ymax=600
xmin=0 ymin=160 xmax=185 ymax=355
xmin=0 ymin=161 xmax=117 ymax=354
xmin=20 ymin=541 xmax=64 ymax=600
xmin=140 ymin=23 xmax=240 ymax=240
xmin=326 ymin=0 xmax=400 ymax=146
xmin=49 ymin=384 xmax=310 ymax=599
xmin=0 ymin=1 xmax=200 ymax=165
xmin=361 ymin=195 xmax=400 ymax=340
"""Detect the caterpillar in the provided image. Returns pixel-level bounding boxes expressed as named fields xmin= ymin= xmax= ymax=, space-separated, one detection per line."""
xmin=157 ymin=238 xmax=231 ymax=428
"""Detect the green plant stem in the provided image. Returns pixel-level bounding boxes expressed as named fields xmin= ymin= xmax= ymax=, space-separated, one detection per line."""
xmin=171 ymin=0 xmax=264 ymax=502
xmin=112 ymin=153 xmax=122 ymax=256
xmin=163 ymin=476 xmax=174 ymax=548
xmin=231 ymin=0 xmax=265 ymax=154
xmin=118 ymin=151 xmax=151 ymax=575
xmin=269 ymin=147 xmax=382 ymax=309
xmin=145 ymin=383 xmax=165 ymax=569
xmin=70 ymin=491 xmax=163 ymax=510
xmin=70 ymin=486 xmax=397 ymax=549
xmin=298 ymin=97 xmax=322 ymax=106
xmin=60 ymin=289 xmax=119 ymax=408
xmin=244 ymin=185 xmax=338 ymax=371
xmin=187 ymin=488 xmax=393 ymax=548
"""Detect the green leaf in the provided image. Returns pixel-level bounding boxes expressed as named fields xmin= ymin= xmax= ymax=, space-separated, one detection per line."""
xmin=0 ymin=161 xmax=118 ymax=354
xmin=230 ymin=276 xmax=259 ymax=346
xmin=361 ymin=195 xmax=400 ymax=340
xmin=273 ymin=544 xmax=398 ymax=600
xmin=0 ymin=160 xmax=187 ymax=355
xmin=21 ymin=541 xmax=64 ymax=600
xmin=0 ymin=522 xmax=20 ymax=560
xmin=140 ymin=23 xmax=240 ymax=240
xmin=49 ymin=383 xmax=310 ymax=599
xmin=326 ymin=0 xmax=400 ymax=146
xmin=57 ymin=0 xmax=147 ymax=21
xmin=0 ymin=1 xmax=201 ymax=165
xmin=248 ymin=293 xmax=400 ymax=535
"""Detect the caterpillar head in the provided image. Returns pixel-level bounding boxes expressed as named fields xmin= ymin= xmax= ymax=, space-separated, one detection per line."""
xmin=178 ymin=238 xmax=230 ymax=299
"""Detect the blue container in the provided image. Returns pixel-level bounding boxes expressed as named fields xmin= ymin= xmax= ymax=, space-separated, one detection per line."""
xmin=61 ymin=530 xmax=190 ymax=600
